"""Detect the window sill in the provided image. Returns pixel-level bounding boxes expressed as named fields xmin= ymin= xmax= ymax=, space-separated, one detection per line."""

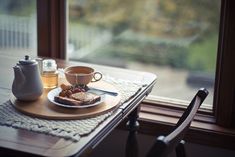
xmin=145 ymin=94 xmax=213 ymax=112
xmin=119 ymin=102 xmax=235 ymax=150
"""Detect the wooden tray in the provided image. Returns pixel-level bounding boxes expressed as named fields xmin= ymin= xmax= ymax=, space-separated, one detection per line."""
xmin=10 ymin=81 xmax=121 ymax=120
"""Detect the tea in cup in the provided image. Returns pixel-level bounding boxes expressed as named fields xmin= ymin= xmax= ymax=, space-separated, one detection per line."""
xmin=64 ymin=66 xmax=102 ymax=85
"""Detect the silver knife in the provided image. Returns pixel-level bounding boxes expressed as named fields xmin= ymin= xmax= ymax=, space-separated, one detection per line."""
xmin=88 ymin=87 xmax=118 ymax=96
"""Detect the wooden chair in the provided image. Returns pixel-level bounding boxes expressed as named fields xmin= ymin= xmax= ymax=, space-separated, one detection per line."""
xmin=146 ymin=88 xmax=209 ymax=157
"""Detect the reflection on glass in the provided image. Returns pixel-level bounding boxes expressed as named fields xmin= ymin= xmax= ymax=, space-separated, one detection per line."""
xmin=68 ymin=0 xmax=221 ymax=108
xmin=0 ymin=0 xmax=37 ymax=58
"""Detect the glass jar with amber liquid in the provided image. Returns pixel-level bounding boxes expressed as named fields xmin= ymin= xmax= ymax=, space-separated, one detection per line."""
xmin=41 ymin=59 xmax=58 ymax=88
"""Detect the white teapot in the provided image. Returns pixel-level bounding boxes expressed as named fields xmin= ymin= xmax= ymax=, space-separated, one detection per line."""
xmin=12 ymin=55 xmax=43 ymax=101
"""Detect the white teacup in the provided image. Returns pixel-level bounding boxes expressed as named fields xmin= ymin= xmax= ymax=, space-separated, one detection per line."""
xmin=64 ymin=66 xmax=102 ymax=85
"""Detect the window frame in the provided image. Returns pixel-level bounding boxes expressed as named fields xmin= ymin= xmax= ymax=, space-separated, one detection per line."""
xmin=37 ymin=0 xmax=235 ymax=148
xmin=214 ymin=0 xmax=235 ymax=127
xmin=37 ymin=0 xmax=67 ymax=59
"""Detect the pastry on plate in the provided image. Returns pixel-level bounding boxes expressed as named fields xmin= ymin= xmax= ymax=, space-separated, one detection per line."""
xmin=54 ymin=84 xmax=101 ymax=106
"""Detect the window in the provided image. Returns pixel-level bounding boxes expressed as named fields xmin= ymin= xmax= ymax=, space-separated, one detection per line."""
xmin=37 ymin=0 xmax=235 ymax=129
xmin=67 ymin=0 xmax=221 ymax=110
xmin=0 ymin=0 xmax=37 ymax=58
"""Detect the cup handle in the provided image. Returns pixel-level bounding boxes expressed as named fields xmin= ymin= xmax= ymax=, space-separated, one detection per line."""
xmin=91 ymin=72 xmax=102 ymax=82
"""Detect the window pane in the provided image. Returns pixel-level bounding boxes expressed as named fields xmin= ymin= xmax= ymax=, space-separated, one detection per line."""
xmin=68 ymin=0 xmax=220 ymax=108
xmin=0 ymin=0 xmax=37 ymax=58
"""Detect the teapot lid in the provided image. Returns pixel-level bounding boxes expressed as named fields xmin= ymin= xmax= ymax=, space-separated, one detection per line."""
xmin=19 ymin=55 xmax=36 ymax=65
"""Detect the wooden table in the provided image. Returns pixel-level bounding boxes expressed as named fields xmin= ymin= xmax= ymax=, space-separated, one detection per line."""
xmin=0 ymin=56 xmax=157 ymax=157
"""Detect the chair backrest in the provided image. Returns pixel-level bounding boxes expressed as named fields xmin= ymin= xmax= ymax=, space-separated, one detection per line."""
xmin=146 ymin=88 xmax=209 ymax=157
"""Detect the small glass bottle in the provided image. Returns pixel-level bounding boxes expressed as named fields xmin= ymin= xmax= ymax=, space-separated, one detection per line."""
xmin=41 ymin=59 xmax=58 ymax=88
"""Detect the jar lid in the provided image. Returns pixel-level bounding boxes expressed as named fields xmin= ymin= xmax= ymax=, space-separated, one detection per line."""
xmin=43 ymin=59 xmax=57 ymax=72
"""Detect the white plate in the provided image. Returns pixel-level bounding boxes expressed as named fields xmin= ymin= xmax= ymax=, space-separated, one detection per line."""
xmin=47 ymin=87 xmax=105 ymax=108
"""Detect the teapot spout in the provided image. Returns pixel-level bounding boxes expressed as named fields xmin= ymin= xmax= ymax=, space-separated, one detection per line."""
xmin=13 ymin=65 xmax=25 ymax=87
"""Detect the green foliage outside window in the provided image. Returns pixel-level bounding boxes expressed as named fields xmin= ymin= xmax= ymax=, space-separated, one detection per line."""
xmin=69 ymin=0 xmax=220 ymax=73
